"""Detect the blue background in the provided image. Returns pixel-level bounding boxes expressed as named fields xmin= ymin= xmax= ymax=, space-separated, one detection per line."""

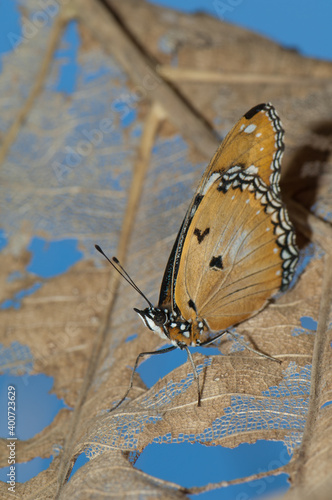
xmin=0 ymin=0 xmax=330 ymax=497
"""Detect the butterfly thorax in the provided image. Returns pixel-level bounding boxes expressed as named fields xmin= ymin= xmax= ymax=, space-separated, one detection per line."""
xmin=134 ymin=306 xmax=207 ymax=347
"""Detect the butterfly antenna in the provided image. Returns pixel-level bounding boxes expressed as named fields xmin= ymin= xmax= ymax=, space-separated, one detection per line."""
xmin=94 ymin=245 xmax=153 ymax=307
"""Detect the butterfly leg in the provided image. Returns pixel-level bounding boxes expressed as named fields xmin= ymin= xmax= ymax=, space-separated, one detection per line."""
xmin=183 ymin=345 xmax=202 ymax=407
xmin=109 ymin=345 xmax=177 ymax=412
xmin=182 ymin=330 xmax=230 ymax=406
xmin=225 ymin=330 xmax=281 ymax=364
xmin=199 ymin=330 xmax=229 ymax=347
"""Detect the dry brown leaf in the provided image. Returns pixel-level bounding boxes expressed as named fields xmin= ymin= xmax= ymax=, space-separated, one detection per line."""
xmin=0 ymin=0 xmax=332 ymax=499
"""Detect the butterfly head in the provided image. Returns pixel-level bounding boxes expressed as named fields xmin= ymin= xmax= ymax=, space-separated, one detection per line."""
xmin=134 ymin=307 xmax=169 ymax=339
xmin=134 ymin=306 xmax=198 ymax=347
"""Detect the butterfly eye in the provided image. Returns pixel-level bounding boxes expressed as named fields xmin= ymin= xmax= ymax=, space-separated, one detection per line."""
xmin=152 ymin=309 xmax=168 ymax=326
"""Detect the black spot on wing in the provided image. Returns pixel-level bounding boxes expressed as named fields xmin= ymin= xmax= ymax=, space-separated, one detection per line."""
xmin=188 ymin=299 xmax=197 ymax=312
xmin=194 ymin=227 xmax=210 ymax=244
xmin=244 ymin=103 xmax=266 ymax=120
xmin=209 ymin=255 xmax=223 ymax=270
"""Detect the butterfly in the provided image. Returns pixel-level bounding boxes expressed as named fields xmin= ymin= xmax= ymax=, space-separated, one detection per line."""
xmin=96 ymin=102 xmax=299 ymax=410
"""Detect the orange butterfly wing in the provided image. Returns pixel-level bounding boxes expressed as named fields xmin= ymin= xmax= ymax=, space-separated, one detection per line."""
xmin=175 ymin=180 xmax=286 ymax=331
xmin=160 ymin=103 xmax=298 ymax=337
xmin=200 ymin=103 xmax=283 ymax=189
